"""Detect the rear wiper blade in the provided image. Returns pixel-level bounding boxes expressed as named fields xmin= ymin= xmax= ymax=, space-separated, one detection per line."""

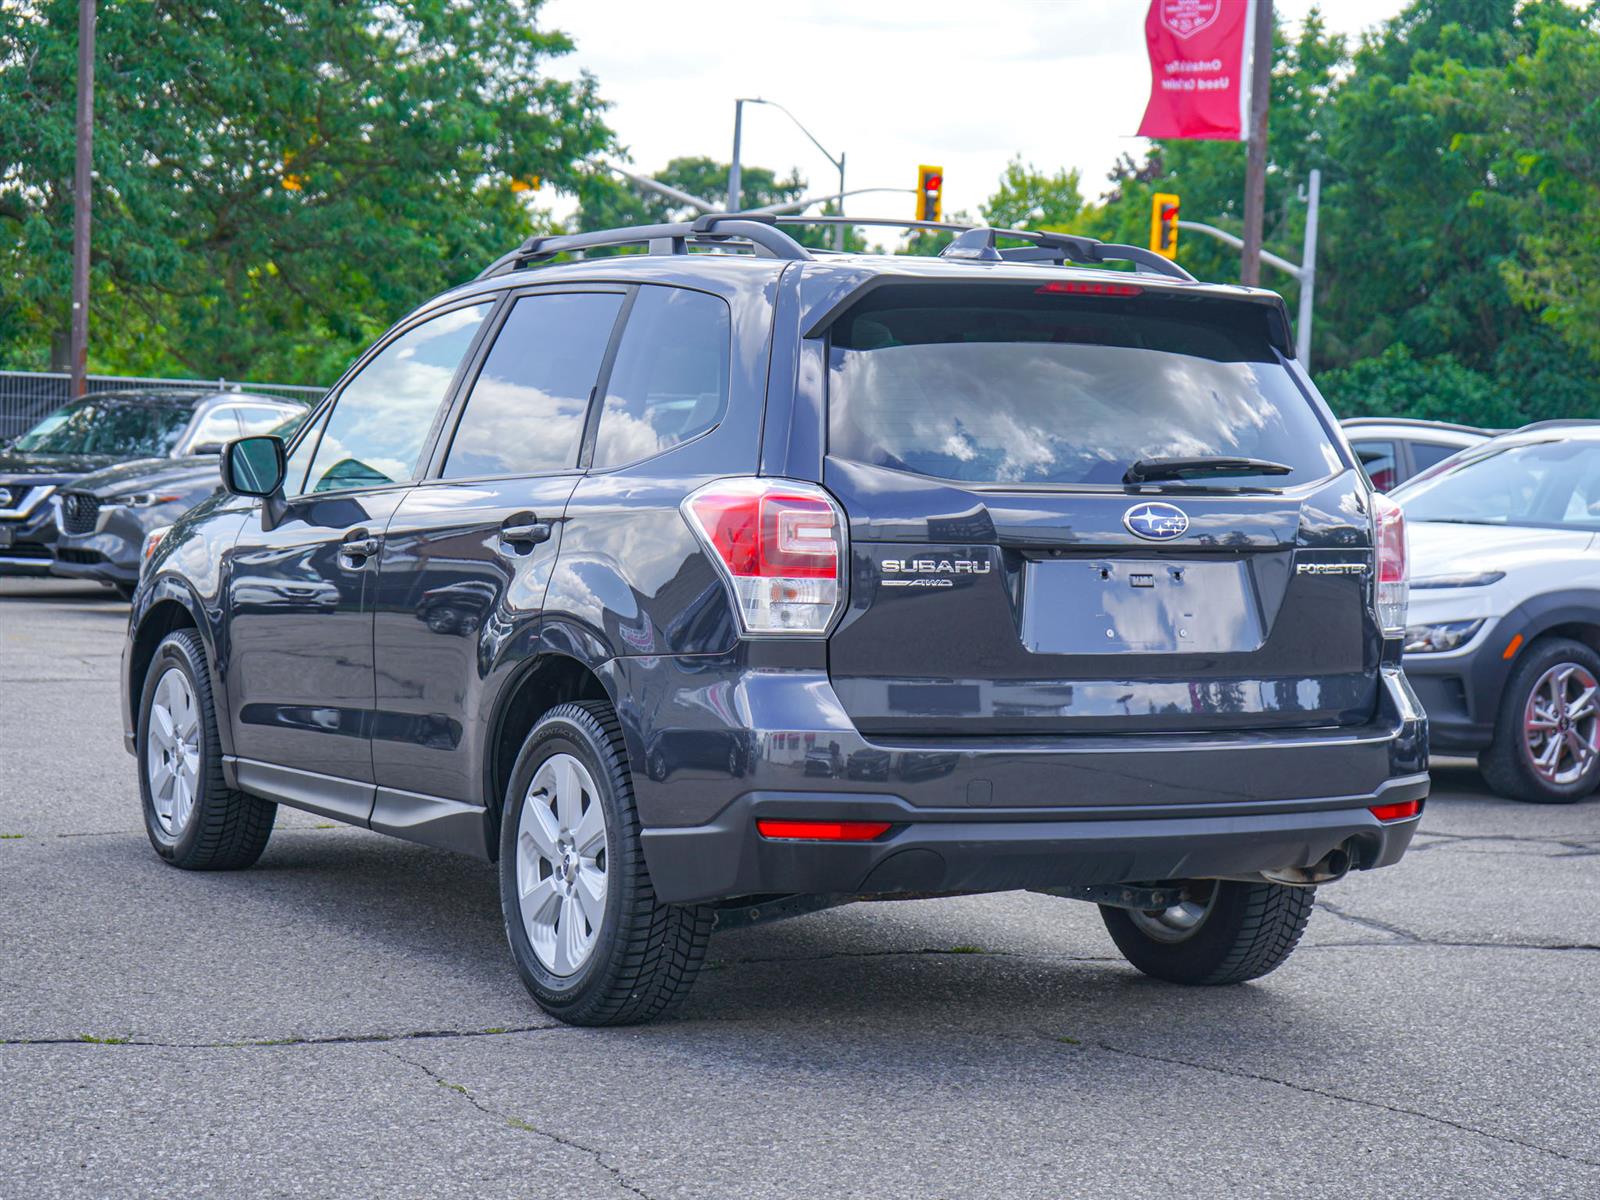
xmin=1123 ymin=456 xmax=1294 ymax=485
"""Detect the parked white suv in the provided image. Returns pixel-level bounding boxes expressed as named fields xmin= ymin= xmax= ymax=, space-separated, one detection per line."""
xmin=1396 ymin=421 xmax=1600 ymax=802
xmin=1341 ymin=418 xmax=1491 ymax=492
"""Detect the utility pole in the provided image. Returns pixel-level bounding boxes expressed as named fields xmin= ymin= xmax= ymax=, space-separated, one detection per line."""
xmin=70 ymin=0 xmax=96 ymax=398
xmin=1239 ymin=0 xmax=1272 ymax=286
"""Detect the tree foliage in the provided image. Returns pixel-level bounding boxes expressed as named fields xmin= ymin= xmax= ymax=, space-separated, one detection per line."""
xmin=0 ymin=0 xmax=611 ymax=384
xmin=1064 ymin=0 xmax=1600 ymax=423
xmin=575 ymin=158 xmax=869 ymax=252
xmin=980 ymin=158 xmax=1083 ymax=231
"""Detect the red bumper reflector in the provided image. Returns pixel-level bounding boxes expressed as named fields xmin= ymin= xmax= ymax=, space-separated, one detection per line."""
xmin=756 ymin=819 xmax=891 ymax=842
xmin=1369 ymin=799 xmax=1421 ymax=822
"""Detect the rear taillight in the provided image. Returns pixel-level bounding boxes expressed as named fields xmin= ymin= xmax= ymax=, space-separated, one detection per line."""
xmin=683 ymin=478 xmax=846 ymax=636
xmin=1373 ymin=492 xmax=1408 ymax=636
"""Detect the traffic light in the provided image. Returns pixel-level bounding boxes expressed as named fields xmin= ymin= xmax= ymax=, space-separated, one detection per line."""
xmin=917 ymin=164 xmax=944 ymax=222
xmin=1150 ymin=192 xmax=1180 ymax=259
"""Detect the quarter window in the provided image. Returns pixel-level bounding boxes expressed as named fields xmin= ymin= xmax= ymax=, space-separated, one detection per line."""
xmin=305 ymin=304 xmax=491 ymax=494
xmin=443 ymin=292 xmax=624 ymax=479
xmin=1351 ymin=440 xmax=1399 ymax=492
xmin=592 ymin=287 xmax=731 ymax=469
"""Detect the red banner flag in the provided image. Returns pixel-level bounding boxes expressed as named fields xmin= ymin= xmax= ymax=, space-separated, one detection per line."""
xmin=1136 ymin=0 xmax=1254 ymax=141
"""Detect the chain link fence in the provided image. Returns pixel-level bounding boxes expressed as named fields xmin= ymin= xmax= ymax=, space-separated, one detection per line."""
xmin=0 ymin=370 xmax=326 ymax=440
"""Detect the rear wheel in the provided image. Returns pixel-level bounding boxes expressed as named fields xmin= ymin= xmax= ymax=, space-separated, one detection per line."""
xmin=1100 ymin=880 xmax=1314 ymax=985
xmin=138 ymin=629 xmax=276 ymax=869
xmin=1480 ymin=637 xmax=1600 ymax=804
xmin=499 ymin=701 xmax=712 ymax=1026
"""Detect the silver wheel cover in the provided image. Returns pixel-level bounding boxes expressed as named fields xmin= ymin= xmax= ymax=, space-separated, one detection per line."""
xmin=1523 ymin=662 xmax=1600 ymax=787
xmin=515 ymin=753 xmax=609 ymax=976
xmin=146 ymin=666 xmax=202 ymax=838
xmin=1127 ymin=883 xmax=1218 ymax=944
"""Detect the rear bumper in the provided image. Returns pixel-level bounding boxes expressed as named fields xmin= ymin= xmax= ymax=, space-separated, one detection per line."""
xmin=607 ymin=654 xmax=1430 ymax=903
xmin=642 ymin=776 xmax=1427 ymax=904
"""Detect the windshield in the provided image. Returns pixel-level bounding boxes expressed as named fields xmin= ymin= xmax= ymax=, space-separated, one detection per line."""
xmin=827 ymin=285 xmax=1343 ymax=489
xmin=1398 ymin=438 xmax=1600 ymax=530
xmin=13 ymin=398 xmax=191 ymax=457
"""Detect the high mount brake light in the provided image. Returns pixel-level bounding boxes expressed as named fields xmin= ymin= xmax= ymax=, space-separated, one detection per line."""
xmin=756 ymin=819 xmax=891 ymax=841
xmin=1373 ymin=492 xmax=1409 ymax=636
xmin=683 ymin=478 xmax=847 ymax=636
xmin=1035 ymin=280 xmax=1143 ymax=297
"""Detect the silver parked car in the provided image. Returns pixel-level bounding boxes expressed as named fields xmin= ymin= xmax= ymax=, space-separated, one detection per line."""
xmin=1341 ymin=417 xmax=1492 ymax=492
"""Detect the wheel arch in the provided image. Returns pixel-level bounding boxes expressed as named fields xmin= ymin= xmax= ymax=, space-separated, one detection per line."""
xmin=482 ymin=645 xmax=618 ymax=858
xmin=127 ymin=579 xmax=219 ymax=749
xmin=1467 ymin=590 xmax=1600 ymax=728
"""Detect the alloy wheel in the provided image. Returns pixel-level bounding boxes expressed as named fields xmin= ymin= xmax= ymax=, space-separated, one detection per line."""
xmin=1522 ymin=662 xmax=1600 ymax=786
xmin=515 ymin=753 xmax=609 ymax=976
xmin=1127 ymin=881 xmax=1219 ymax=944
xmin=146 ymin=666 xmax=202 ymax=837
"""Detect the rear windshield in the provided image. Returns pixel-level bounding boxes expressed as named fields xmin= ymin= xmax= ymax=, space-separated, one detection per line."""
xmin=14 ymin=398 xmax=190 ymax=458
xmin=826 ymin=285 xmax=1342 ymax=489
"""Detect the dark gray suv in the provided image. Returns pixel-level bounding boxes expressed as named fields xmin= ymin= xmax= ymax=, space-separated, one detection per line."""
xmin=120 ymin=215 xmax=1428 ymax=1026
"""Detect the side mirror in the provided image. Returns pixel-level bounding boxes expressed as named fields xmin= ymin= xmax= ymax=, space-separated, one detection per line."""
xmin=221 ymin=435 xmax=286 ymax=499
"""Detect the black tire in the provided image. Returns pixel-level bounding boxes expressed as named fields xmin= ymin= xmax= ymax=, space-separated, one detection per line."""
xmin=498 ymin=700 xmax=712 ymax=1026
xmin=1479 ymin=637 xmax=1600 ymax=804
xmin=1100 ymin=880 xmax=1314 ymax=985
xmin=137 ymin=629 xmax=276 ymax=870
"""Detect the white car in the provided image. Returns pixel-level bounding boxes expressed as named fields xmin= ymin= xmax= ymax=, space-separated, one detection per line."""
xmin=1341 ymin=417 xmax=1491 ymax=492
xmin=1395 ymin=420 xmax=1600 ymax=803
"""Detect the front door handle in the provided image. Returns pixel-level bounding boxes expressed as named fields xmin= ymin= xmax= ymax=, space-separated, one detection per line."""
xmin=338 ymin=528 xmax=380 ymax=569
xmin=500 ymin=515 xmax=552 ymax=546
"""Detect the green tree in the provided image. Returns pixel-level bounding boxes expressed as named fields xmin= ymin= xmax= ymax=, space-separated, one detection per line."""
xmin=1317 ymin=344 xmax=1526 ymax=426
xmin=980 ymin=158 xmax=1083 ymax=231
xmin=0 ymin=0 xmax=611 ymax=383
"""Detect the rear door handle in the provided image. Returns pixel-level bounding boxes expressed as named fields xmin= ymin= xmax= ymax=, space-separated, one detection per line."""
xmin=500 ymin=515 xmax=552 ymax=546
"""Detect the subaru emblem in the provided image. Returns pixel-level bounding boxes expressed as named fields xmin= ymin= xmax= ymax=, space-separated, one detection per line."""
xmin=1123 ymin=501 xmax=1189 ymax=541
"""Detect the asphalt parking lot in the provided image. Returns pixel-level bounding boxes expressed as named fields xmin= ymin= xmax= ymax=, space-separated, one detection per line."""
xmin=2 ymin=576 xmax=1597 ymax=1199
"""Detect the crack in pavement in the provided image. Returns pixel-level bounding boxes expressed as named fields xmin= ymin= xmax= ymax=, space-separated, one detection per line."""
xmin=1410 ymin=831 xmax=1600 ymax=858
xmin=384 ymin=1046 xmax=655 ymax=1200
xmin=1072 ymin=1038 xmax=1600 ymax=1171
xmin=0 ymin=1024 xmax=560 ymax=1050
xmin=1314 ymin=899 xmax=1600 ymax=953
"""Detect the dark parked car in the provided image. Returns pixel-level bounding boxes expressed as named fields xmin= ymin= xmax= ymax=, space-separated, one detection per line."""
xmin=0 ymin=389 xmax=307 ymax=578
xmin=51 ymin=410 xmax=309 ymax=597
xmin=121 ymin=215 xmax=1427 ymax=1026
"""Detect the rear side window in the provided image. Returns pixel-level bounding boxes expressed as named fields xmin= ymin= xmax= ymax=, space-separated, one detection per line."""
xmin=1351 ymin=440 xmax=1399 ymax=491
xmin=827 ymin=285 xmax=1341 ymax=489
xmin=443 ymin=292 xmax=624 ymax=478
xmin=592 ymin=286 xmax=730 ymax=469
xmin=306 ymin=304 xmax=491 ymax=493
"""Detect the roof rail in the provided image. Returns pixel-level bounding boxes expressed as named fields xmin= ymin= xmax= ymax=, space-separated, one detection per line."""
xmin=1513 ymin=419 xmax=1600 ymax=433
xmin=477 ymin=213 xmax=813 ymax=279
xmin=770 ymin=216 xmax=1196 ymax=282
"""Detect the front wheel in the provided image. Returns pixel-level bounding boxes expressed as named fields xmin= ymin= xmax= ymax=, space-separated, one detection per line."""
xmin=138 ymin=629 xmax=276 ymax=870
xmin=1100 ymin=880 xmax=1314 ymax=985
xmin=1479 ymin=637 xmax=1600 ymax=804
xmin=498 ymin=701 xmax=712 ymax=1026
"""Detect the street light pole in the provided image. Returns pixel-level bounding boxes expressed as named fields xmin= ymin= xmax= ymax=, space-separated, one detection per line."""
xmin=70 ymin=0 xmax=97 ymax=398
xmin=728 ymin=99 xmax=747 ymax=212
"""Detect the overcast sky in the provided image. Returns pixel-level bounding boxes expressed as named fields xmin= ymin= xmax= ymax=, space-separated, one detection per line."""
xmin=539 ymin=0 xmax=1408 ymax=222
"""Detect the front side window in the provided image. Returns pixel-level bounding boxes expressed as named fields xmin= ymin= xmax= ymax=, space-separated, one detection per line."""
xmin=827 ymin=285 xmax=1342 ymax=489
xmin=305 ymin=304 xmax=491 ymax=494
xmin=1400 ymin=439 xmax=1600 ymax=530
xmin=442 ymin=291 xmax=624 ymax=479
xmin=13 ymin=398 xmax=191 ymax=458
xmin=592 ymin=286 xmax=730 ymax=469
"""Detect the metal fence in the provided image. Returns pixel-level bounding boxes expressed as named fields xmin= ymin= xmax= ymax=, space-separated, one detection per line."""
xmin=0 ymin=370 xmax=327 ymax=439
